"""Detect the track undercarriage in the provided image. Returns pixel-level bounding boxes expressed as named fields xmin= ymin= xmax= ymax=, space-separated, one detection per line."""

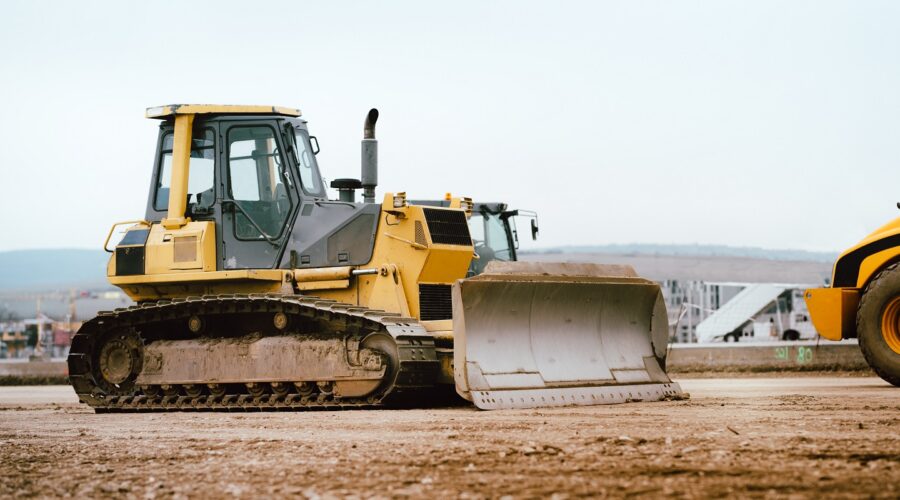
xmin=67 ymin=295 xmax=441 ymax=412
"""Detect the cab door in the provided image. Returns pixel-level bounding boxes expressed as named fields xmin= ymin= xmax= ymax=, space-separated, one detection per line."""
xmin=218 ymin=121 xmax=298 ymax=269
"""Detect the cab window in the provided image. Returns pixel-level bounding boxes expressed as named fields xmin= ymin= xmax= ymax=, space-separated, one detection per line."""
xmin=227 ymin=126 xmax=292 ymax=240
xmin=153 ymin=129 xmax=216 ymax=211
xmin=467 ymin=212 xmax=512 ymax=275
xmin=292 ymin=128 xmax=325 ymax=196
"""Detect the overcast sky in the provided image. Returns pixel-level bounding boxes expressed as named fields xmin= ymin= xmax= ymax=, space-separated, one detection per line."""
xmin=0 ymin=1 xmax=898 ymax=253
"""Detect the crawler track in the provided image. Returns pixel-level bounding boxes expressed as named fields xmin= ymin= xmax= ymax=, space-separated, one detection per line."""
xmin=67 ymin=294 xmax=440 ymax=412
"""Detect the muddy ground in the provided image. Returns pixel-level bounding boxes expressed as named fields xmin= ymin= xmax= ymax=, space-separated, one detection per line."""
xmin=1 ymin=376 xmax=897 ymax=499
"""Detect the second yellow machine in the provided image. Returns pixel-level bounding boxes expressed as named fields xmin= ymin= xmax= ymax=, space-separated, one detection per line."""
xmin=67 ymin=105 xmax=682 ymax=411
xmin=805 ymin=214 xmax=900 ymax=387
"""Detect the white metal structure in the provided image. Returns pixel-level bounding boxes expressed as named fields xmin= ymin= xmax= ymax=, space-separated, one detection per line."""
xmin=695 ymin=283 xmax=818 ymax=343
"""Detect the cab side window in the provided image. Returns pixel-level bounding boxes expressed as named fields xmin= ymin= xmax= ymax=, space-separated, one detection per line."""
xmin=153 ymin=130 xmax=216 ymax=212
xmin=292 ymin=128 xmax=325 ymax=196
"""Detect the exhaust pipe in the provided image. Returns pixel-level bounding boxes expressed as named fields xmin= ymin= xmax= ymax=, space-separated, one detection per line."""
xmin=361 ymin=108 xmax=379 ymax=203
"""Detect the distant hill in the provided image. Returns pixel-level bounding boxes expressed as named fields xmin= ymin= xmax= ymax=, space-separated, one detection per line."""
xmin=0 ymin=249 xmax=110 ymax=291
xmin=523 ymin=244 xmax=838 ymax=263
xmin=0 ymin=244 xmax=838 ymax=293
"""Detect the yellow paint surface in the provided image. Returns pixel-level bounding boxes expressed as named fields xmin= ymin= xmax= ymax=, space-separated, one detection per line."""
xmin=804 ymin=287 xmax=860 ymax=341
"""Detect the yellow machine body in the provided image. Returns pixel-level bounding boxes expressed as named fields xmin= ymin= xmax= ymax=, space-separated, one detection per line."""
xmin=106 ymin=194 xmax=474 ymax=326
xmin=107 ymin=105 xmax=473 ymax=320
xmin=69 ymin=104 xmax=684 ymax=412
xmin=805 ymin=216 xmax=900 ymax=340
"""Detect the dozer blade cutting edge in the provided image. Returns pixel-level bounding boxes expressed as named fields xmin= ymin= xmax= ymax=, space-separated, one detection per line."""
xmin=453 ymin=262 xmax=684 ymax=409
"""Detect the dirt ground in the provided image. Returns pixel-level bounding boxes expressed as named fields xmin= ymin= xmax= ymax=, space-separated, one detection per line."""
xmin=1 ymin=376 xmax=897 ymax=499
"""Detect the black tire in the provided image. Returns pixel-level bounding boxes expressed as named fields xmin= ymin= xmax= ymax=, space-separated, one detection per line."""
xmin=782 ymin=330 xmax=800 ymax=341
xmin=724 ymin=333 xmax=740 ymax=343
xmin=857 ymin=262 xmax=900 ymax=387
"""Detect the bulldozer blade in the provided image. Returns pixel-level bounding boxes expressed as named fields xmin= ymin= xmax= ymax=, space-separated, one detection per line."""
xmin=453 ymin=262 xmax=683 ymax=409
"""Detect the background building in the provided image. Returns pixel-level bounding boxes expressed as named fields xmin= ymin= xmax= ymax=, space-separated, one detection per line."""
xmin=0 ymin=290 xmax=130 ymax=358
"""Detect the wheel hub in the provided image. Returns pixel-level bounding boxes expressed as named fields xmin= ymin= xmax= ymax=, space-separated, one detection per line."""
xmin=881 ymin=296 xmax=900 ymax=355
xmin=99 ymin=339 xmax=136 ymax=385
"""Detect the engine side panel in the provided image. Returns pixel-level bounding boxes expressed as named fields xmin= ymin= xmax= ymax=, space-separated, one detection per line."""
xmin=280 ymin=203 xmax=380 ymax=269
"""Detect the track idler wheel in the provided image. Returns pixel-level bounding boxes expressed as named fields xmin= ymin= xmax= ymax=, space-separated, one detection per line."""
xmin=360 ymin=333 xmax=400 ymax=393
xmin=93 ymin=329 xmax=143 ymax=395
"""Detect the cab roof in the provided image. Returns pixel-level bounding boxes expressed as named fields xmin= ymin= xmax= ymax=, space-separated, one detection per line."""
xmin=145 ymin=104 xmax=302 ymax=119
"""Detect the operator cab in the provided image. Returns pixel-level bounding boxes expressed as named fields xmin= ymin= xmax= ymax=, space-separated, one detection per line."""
xmin=146 ymin=105 xmax=326 ymax=225
xmin=143 ymin=105 xmax=331 ymax=270
xmin=467 ymin=203 xmax=516 ymax=275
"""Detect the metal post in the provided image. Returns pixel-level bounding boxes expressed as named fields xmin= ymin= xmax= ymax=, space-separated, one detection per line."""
xmin=163 ymin=113 xmax=195 ymax=229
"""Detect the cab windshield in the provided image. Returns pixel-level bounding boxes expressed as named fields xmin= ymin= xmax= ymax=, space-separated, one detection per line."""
xmin=468 ymin=212 xmax=513 ymax=275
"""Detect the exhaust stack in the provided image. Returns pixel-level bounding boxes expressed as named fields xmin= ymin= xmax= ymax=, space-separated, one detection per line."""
xmin=361 ymin=108 xmax=379 ymax=203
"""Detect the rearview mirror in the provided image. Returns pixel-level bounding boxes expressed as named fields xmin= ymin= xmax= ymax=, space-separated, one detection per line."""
xmin=310 ymin=136 xmax=320 ymax=155
xmin=530 ymin=219 xmax=539 ymax=240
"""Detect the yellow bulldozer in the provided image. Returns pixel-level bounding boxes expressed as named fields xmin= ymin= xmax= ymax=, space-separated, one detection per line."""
xmin=806 ymin=214 xmax=900 ymax=386
xmin=67 ymin=104 xmax=682 ymax=411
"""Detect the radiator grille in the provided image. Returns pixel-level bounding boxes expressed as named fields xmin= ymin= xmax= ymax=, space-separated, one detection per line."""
xmin=423 ymin=208 xmax=472 ymax=246
xmin=419 ymin=284 xmax=453 ymax=321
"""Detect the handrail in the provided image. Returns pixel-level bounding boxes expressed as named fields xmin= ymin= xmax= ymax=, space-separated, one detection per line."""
xmin=103 ymin=220 xmax=150 ymax=253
